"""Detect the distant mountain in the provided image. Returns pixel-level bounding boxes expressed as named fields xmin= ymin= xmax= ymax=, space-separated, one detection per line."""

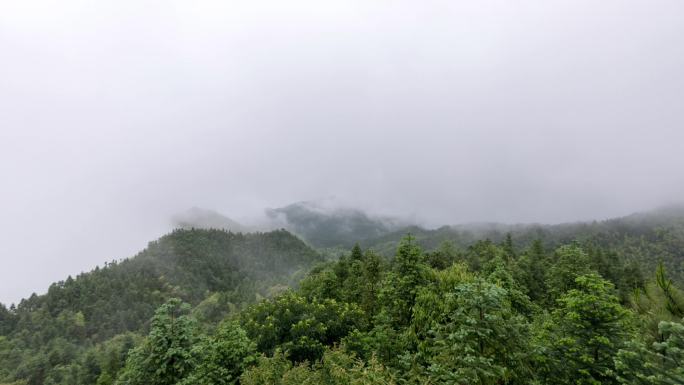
xmin=360 ymin=205 xmax=684 ymax=284
xmin=265 ymin=201 xmax=403 ymax=248
xmin=167 ymin=201 xmax=684 ymax=281
xmin=170 ymin=204 xmax=684 ymax=285
xmin=3 ymin=204 xmax=684 ymax=385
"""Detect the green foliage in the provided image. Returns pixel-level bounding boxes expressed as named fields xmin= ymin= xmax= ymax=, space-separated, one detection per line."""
xmin=181 ymin=321 xmax=257 ymax=385
xmin=616 ymin=318 xmax=684 ymax=385
xmin=487 ymin=259 xmax=536 ymax=317
xmin=377 ymin=235 xmax=432 ymax=329
xmin=631 ymin=263 xmax=684 ymax=341
xmin=416 ymin=278 xmax=532 ymax=385
xmin=465 ymin=239 xmax=504 ymax=273
xmin=240 ymin=348 xmax=395 ymax=385
xmin=359 ymin=250 xmax=384 ymax=322
xmin=411 ymin=263 xmax=474 ymax=340
xmin=364 ymin=207 xmax=684 ymax=287
xmin=655 ymin=263 xmax=684 ymax=317
xmin=0 ymin=304 xmax=15 ymax=335
xmin=5 ymin=209 xmax=684 ymax=385
xmin=87 ymin=333 xmax=140 ymax=385
xmin=424 ymin=241 xmax=458 ymax=270
xmin=267 ymin=202 xmax=394 ymax=248
xmin=545 ymin=243 xmax=594 ymax=300
xmin=351 ymin=243 xmax=364 ymax=261
xmin=241 ymin=291 xmax=365 ymax=363
xmin=515 ymin=239 xmax=549 ymax=302
xmin=542 ymin=274 xmax=632 ymax=385
xmin=502 ymin=233 xmax=516 ymax=260
xmin=0 ymin=229 xmax=320 ymax=385
xmin=116 ymin=299 xmax=198 ymax=385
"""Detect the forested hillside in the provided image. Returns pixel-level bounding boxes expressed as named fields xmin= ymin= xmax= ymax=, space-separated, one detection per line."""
xmin=362 ymin=206 xmax=684 ymax=285
xmin=4 ymin=0 xmax=682 ymax=383
xmin=266 ymin=201 xmax=400 ymax=248
xmin=0 ymin=228 xmax=321 ymax=385
xmin=1 ymin=209 xmax=684 ymax=385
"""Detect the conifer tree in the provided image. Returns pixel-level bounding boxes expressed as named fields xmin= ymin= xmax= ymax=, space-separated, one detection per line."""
xmin=516 ymin=239 xmax=549 ymax=302
xmin=378 ymin=235 xmax=431 ymax=329
xmin=616 ymin=318 xmax=684 ymax=385
xmin=116 ymin=299 xmax=198 ymax=385
xmin=181 ymin=321 xmax=257 ymax=385
xmin=420 ymin=278 xmax=531 ymax=385
xmin=351 ymin=243 xmax=364 ymax=261
xmin=546 ymin=243 xmax=594 ymax=300
xmin=544 ymin=274 xmax=631 ymax=385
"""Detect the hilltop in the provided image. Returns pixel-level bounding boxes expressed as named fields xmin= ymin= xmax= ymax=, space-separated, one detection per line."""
xmin=0 ymin=228 xmax=322 ymax=385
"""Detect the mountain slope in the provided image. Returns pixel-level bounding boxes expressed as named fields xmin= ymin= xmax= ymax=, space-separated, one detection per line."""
xmin=361 ymin=206 xmax=684 ymax=283
xmin=265 ymin=201 xmax=401 ymax=248
xmin=0 ymin=229 xmax=321 ymax=385
xmin=0 ymin=229 xmax=320 ymax=342
xmin=2 ymin=207 xmax=684 ymax=385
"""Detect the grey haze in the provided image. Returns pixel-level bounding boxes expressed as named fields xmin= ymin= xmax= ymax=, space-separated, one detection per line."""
xmin=1 ymin=0 xmax=683 ymax=304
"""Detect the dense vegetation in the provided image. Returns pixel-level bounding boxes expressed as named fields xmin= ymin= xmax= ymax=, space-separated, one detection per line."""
xmin=2 ymin=208 xmax=684 ymax=384
xmin=266 ymin=201 xmax=400 ymax=248
xmin=361 ymin=206 xmax=684 ymax=285
xmin=0 ymin=229 xmax=321 ymax=385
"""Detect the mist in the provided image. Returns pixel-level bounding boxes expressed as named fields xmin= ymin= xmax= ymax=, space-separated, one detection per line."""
xmin=1 ymin=0 xmax=684 ymax=305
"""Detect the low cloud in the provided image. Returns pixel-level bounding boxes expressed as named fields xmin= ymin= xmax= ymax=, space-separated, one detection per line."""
xmin=1 ymin=0 xmax=683 ymax=304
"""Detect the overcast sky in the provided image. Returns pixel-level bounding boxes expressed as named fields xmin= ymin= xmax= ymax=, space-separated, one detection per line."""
xmin=1 ymin=0 xmax=683 ymax=305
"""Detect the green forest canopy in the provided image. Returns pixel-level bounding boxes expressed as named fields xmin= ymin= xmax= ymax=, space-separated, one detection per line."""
xmin=1 ymin=208 xmax=684 ymax=385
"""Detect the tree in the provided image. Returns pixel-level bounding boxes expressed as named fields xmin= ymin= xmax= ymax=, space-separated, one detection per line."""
xmin=299 ymin=265 xmax=341 ymax=302
xmin=351 ymin=243 xmax=364 ymax=261
xmin=416 ymin=278 xmax=532 ymax=385
xmin=544 ymin=274 xmax=631 ymax=385
xmin=655 ymin=263 xmax=684 ymax=318
xmin=631 ymin=263 xmax=684 ymax=341
xmin=358 ymin=249 xmax=385 ymax=324
xmin=545 ymin=243 xmax=594 ymax=300
xmin=486 ymin=259 xmax=536 ymax=317
xmin=377 ymin=235 xmax=431 ymax=329
xmin=240 ymin=348 xmax=395 ymax=385
xmin=502 ymin=233 xmax=516 ymax=261
xmin=116 ymin=299 xmax=198 ymax=385
xmin=0 ymin=303 xmax=15 ymax=335
xmin=425 ymin=241 xmax=457 ymax=270
xmin=465 ymin=240 xmax=503 ymax=273
xmin=241 ymin=291 xmax=364 ymax=363
xmin=182 ymin=321 xmax=257 ymax=385
xmin=516 ymin=239 xmax=549 ymax=302
xmin=616 ymin=318 xmax=684 ymax=385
